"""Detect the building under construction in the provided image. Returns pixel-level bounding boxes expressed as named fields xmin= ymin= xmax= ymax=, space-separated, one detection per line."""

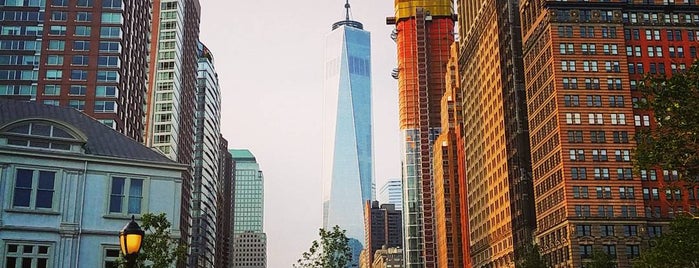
xmin=387 ymin=1 xmax=455 ymax=267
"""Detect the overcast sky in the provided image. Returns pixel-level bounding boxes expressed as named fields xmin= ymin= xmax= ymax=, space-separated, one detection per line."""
xmin=199 ymin=0 xmax=399 ymax=266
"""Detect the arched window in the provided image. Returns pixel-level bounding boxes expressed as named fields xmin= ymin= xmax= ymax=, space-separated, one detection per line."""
xmin=1 ymin=119 xmax=86 ymax=152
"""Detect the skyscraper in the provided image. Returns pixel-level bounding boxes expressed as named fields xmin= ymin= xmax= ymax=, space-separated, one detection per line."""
xmin=321 ymin=1 xmax=374 ymax=262
xmin=456 ymin=0 xmax=536 ymax=265
xmin=433 ymin=43 xmax=463 ymax=268
xmin=231 ymin=149 xmax=266 ymax=268
xmin=363 ymin=201 xmax=403 ymax=267
xmin=145 ymin=1 xmax=201 ymax=264
xmin=190 ymin=42 xmax=222 ymax=268
xmin=0 ymin=0 xmax=151 ymax=141
xmin=215 ymin=138 xmax=233 ymax=268
xmin=386 ymin=1 xmax=455 ymax=267
xmin=379 ymin=179 xmax=402 ymax=211
xmin=519 ymin=1 xmax=699 ymax=267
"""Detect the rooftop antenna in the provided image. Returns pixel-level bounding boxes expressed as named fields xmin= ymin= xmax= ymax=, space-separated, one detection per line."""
xmin=332 ymin=0 xmax=363 ymax=30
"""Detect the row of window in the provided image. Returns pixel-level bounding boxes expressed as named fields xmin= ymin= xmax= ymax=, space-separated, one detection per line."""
xmin=626 ymin=45 xmax=695 ymax=58
xmin=43 ymin=84 xmax=117 ymax=97
xmin=559 ymin=43 xmax=619 ymax=55
xmin=563 ymin=95 xmax=626 ymax=107
xmin=50 ymin=0 xmax=122 ymax=9
xmin=557 ymin=26 xmax=617 ymax=39
xmin=46 ymin=40 xmax=120 ymax=53
xmin=566 ymin=130 xmax=630 ymax=144
xmin=44 ymin=70 xmax=119 ymax=82
xmin=571 ymin=186 xmax=636 ymax=199
xmin=570 ymin=167 xmax=632 ymax=180
xmin=46 ymin=25 xmax=120 ymax=38
xmin=49 ymin=11 xmax=122 ymax=24
xmin=9 ymin=167 xmax=144 ymax=214
xmin=562 ymin=77 xmax=623 ymax=90
xmin=564 ymin=113 xmax=628 ymax=125
xmin=560 ymin=60 xmax=622 ymax=73
xmin=0 ymin=11 xmax=43 ymax=22
xmin=3 ymin=242 xmax=120 ymax=268
xmin=574 ymin=205 xmax=638 ymax=218
xmin=575 ymin=224 xmax=642 ymax=237
xmin=622 ymin=11 xmax=699 ymax=25
xmin=642 ymin=187 xmax=699 ymax=200
xmin=42 ymin=99 xmax=117 ymax=113
xmin=568 ymin=149 xmax=631 ymax=162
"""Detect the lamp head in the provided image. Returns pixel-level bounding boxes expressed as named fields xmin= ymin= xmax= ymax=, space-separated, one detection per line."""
xmin=119 ymin=215 xmax=145 ymax=256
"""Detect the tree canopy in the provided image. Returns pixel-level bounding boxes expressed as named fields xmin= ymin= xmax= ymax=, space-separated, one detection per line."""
xmin=634 ymin=216 xmax=699 ymax=268
xmin=294 ymin=225 xmax=352 ymax=268
xmin=129 ymin=213 xmax=186 ymax=268
xmin=635 ymin=61 xmax=699 ymax=183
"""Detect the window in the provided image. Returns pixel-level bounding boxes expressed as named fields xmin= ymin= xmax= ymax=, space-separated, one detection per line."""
xmin=576 ymin=225 xmax=592 ymax=236
xmin=69 ymin=85 xmax=87 ymax=95
xmin=74 ymin=26 xmax=91 ymax=36
xmin=573 ymin=186 xmax=589 ymax=198
xmin=570 ymin=149 xmax=585 ymax=161
xmin=4 ymin=242 xmax=52 ymax=268
xmin=562 ymin=60 xmax=576 ymax=71
xmin=592 ymin=149 xmax=608 ymax=161
xmin=615 ymin=150 xmax=631 ymax=161
xmin=575 ymin=205 xmax=591 ymax=217
xmin=620 ymin=186 xmax=635 ymax=199
xmin=652 ymin=188 xmax=660 ymax=200
xmin=72 ymin=55 xmax=89 ymax=66
xmin=103 ymin=248 xmax=120 ymax=268
xmin=603 ymin=245 xmax=617 ymax=257
xmin=617 ymin=168 xmax=633 ymax=180
xmin=580 ymin=245 xmax=593 ymax=259
xmin=102 ymin=0 xmax=122 ymax=8
xmin=560 ymin=43 xmax=574 ymax=54
xmin=70 ymin=70 xmax=88 ymax=81
xmin=648 ymin=226 xmax=662 ymax=237
xmin=77 ymin=0 xmax=93 ymax=7
xmin=49 ymin=25 xmax=66 ymax=36
xmin=594 ymin=167 xmax=610 ymax=180
xmin=98 ymin=56 xmax=119 ymax=67
xmin=68 ymin=100 xmax=85 ymax=111
xmin=598 ymin=205 xmax=614 ymax=217
xmin=76 ymin=12 xmax=92 ymax=22
xmin=601 ymin=225 xmax=615 ymax=236
xmin=45 ymin=70 xmax=62 ymax=80
xmin=51 ymin=11 xmax=67 ymax=21
xmin=95 ymin=101 xmax=117 ymax=113
xmin=97 ymin=71 xmax=119 ymax=82
xmin=100 ymin=26 xmax=121 ymax=38
xmin=99 ymin=41 xmax=120 ymax=53
xmin=571 ymin=167 xmax=587 ymax=180
xmin=596 ymin=186 xmax=612 ymax=199
xmin=588 ymin=113 xmax=603 ymax=124
xmin=12 ymin=168 xmax=56 ymax=209
xmin=108 ymin=176 xmax=144 ymax=214
xmin=96 ymin=86 xmax=117 ymax=97
xmin=46 ymin=55 xmax=63 ymax=66
xmin=101 ymin=13 xmax=123 ymax=24
xmin=621 ymin=205 xmax=637 ymax=217
xmin=566 ymin=113 xmax=581 ymax=124
xmin=564 ymin=95 xmax=579 ymax=106
xmin=590 ymin=131 xmax=605 ymax=143
xmin=43 ymin=85 xmax=60 ymax=96
xmin=52 ymin=0 xmax=67 ymax=6
xmin=627 ymin=245 xmax=640 ymax=259
xmin=73 ymin=41 xmax=90 ymax=51
xmin=568 ymin=131 xmax=583 ymax=143
xmin=47 ymin=40 xmax=65 ymax=51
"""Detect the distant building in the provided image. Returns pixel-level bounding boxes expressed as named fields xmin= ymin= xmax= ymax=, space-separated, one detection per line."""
xmin=363 ymin=201 xmax=402 ymax=266
xmin=231 ymin=149 xmax=266 ymax=268
xmin=321 ymin=2 xmax=374 ymax=260
xmin=379 ymin=179 xmax=402 ymax=211
xmin=215 ymin=138 xmax=233 ymax=268
xmin=372 ymin=246 xmax=404 ymax=268
xmin=0 ymin=99 xmax=185 ymax=267
xmin=190 ymin=42 xmax=222 ymax=268
xmin=0 ymin=0 xmax=151 ymax=141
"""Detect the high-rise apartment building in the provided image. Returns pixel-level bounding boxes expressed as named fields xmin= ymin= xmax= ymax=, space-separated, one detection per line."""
xmin=0 ymin=0 xmax=151 ymax=141
xmin=215 ymin=137 xmax=233 ymax=268
xmin=231 ymin=149 xmax=266 ymax=268
xmin=379 ymin=178 xmax=402 ymax=211
xmin=456 ymin=0 xmax=536 ymax=265
xmin=321 ymin=1 xmax=374 ymax=263
xmin=519 ymin=1 xmax=699 ymax=267
xmin=433 ymin=43 xmax=463 ymax=268
xmin=190 ymin=42 xmax=222 ymax=268
xmin=386 ymin=1 xmax=455 ymax=267
xmin=145 ymin=1 xmax=201 ymax=264
xmin=363 ymin=201 xmax=403 ymax=266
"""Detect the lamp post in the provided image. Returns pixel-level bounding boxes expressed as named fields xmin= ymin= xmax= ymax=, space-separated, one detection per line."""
xmin=119 ymin=215 xmax=145 ymax=268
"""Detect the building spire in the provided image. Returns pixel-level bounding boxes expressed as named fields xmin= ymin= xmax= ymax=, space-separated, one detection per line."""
xmin=345 ymin=0 xmax=351 ymax=21
xmin=332 ymin=0 xmax=363 ymax=30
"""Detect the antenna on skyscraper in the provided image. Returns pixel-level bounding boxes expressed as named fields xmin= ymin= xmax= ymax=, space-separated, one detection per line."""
xmin=345 ymin=0 xmax=351 ymax=21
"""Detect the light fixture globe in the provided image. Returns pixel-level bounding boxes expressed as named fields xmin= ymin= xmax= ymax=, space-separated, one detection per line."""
xmin=119 ymin=215 xmax=145 ymax=256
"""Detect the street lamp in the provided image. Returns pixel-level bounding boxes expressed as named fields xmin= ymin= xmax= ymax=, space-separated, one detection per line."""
xmin=119 ymin=215 xmax=145 ymax=268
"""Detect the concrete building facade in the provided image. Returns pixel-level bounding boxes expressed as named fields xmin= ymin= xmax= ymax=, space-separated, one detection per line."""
xmin=0 ymin=99 xmax=184 ymax=268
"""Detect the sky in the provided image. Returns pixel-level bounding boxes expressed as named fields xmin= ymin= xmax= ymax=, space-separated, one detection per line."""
xmin=198 ymin=0 xmax=400 ymax=266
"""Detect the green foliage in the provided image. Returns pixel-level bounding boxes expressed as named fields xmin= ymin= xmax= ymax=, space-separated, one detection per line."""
xmin=635 ymin=61 xmax=699 ymax=183
xmin=519 ymin=244 xmax=546 ymax=268
xmin=294 ymin=225 xmax=352 ymax=268
xmin=588 ymin=250 xmax=615 ymax=268
xmin=634 ymin=217 xmax=699 ymax=268
xmin=119 ymin=213 xmax=186 ymax=268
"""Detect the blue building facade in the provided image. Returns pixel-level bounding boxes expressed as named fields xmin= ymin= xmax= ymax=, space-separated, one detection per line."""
xmin=0 ymin=99 xmax=184 ymax=267
xmin=321 ymin=6 xmax=374 ymax=265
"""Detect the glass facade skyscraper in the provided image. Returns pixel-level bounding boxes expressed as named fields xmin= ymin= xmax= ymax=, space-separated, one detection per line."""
xmin=230 ymin=149 xmax=266 ymax=268
xmin=321 ymin=3 xmax=374 ymax=265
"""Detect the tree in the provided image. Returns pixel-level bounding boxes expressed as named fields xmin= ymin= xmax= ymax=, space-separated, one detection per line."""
xmin=634 ymin=216 xmax=699 ymax=268
xmin=588 ymin=250 xmax=615 ymax=268
xmin=635 ymin=61 xmax=699 ymax=183
xmin=118 ymin=213 xmax=186 ymax=268
xmin=519 ymin=244 xmax=546 ymax=268
xmin=294 ymin=225 xmax=352 ymax=268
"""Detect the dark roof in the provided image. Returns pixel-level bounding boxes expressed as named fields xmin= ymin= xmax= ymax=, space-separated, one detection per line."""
xmin=0 ymin=99 xmax=176 ymax=164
